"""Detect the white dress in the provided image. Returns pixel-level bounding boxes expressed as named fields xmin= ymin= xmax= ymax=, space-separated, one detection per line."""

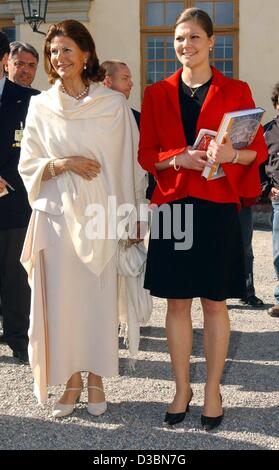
xmin=19 ymin=83 xmax=147 ymax=403
xmin=37 ymin=210 xmax=118 ymax=380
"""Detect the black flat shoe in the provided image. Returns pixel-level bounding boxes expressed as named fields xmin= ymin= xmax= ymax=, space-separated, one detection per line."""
xmin=201 ymin=394 xmax=223 ymax=431
xmin=0 ymin=334 xmax=7 ymax=344
xmin=12 ymin=349 xmax=29 ymax=365
xmin=164 ymin=388 xmax=193 ymax=426
xmin=240 ymin=295 xmax=264 ymax=307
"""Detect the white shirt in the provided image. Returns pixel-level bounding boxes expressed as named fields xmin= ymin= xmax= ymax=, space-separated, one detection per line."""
xmin=0 ymin=75 xmax=6 ymax=99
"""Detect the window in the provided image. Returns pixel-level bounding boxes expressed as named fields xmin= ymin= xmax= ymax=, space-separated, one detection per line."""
xmin=146 ymin=35 xmax=181 ymax=84
xmin=0 ymin=19 xmax=16 ymax=42
xmin=141 ymin=0 xmax=239 ymax=91
xmin=145 ymin=1 xmax=185 ymax=25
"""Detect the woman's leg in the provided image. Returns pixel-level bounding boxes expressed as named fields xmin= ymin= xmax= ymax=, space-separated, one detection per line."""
xmin=58 ymin=371 xmax=83 ymax=404
xmin=200 ymin=298 xmax=230 ymax=416
xmin=166 ymin=298 xmax=193 ymax=412
xmin=88 ymin=372 xmax=106 ymax=403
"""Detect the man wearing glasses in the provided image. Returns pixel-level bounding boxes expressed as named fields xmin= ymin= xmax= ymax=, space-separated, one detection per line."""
xmin=7 ymin=41 xmax=39 ymax=88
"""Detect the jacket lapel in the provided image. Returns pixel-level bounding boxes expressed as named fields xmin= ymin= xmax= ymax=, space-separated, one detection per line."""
xmin=1 ymin=79 xmax=17 ymax=112
xmin=163 ymin=68 xmax=186 ymax=143
xmin=162 ymin=67 xmax=229 ymax=140
xmin=1 ymin=79 xmax=12 ymax=101
xmin=1 ymin=80 xmax=27 ymax=135
xmin=164 ymin=68 xmax=183 ymax=117
xmin=197 ymin=67 xmax=228 ymax=131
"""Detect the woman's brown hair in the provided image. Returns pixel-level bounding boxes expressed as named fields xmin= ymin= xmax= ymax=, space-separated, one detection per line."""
xmin=175 ymin=7 xmax=213 ymax=38
xmin=44 ymin=19 xmax=105 ymax=84
xmin=271 ymin=83 xmax=279 ymax=108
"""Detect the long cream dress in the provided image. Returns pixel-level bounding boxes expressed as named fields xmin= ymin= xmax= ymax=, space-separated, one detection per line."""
xmin=19 ymin=82 xmax=146 ymax=403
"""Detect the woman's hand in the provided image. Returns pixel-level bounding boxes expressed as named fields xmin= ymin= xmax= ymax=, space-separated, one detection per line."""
xmin=206 ymin=133 xmax=235 ymax=164
xmin=176 ymin=147 xmax=207 ymax=171
xmin=42 ymin=156 xmax=101 ymax=182
xmin=269 ymin=187 xmax=279 ymax=201
xmin=155 ymin=147 xmax=207 ymax=172
xmin=60 ymin=156 xmax=101 ymax=180
xmin=128 ymin=221 xmax=145 ymax=245
xmin=0 ymin=178 xmax=6 ymax=193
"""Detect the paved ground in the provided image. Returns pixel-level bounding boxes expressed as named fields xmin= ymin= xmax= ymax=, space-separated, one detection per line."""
xmin=0 ymin=228 xmax=278 ymax=450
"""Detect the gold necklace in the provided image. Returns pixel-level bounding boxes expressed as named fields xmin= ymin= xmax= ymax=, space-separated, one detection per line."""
xmin=61 ymin=83 xmax=89 ymax=100
xmin=188 ymin=85 xmax=201 ymax=98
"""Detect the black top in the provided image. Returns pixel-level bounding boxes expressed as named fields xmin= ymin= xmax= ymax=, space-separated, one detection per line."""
xmin=0 ymin=79 xmax=40 ymax=229
xmin=179 ymin=76 xmax=212 ymax=146
xmin=261 ymin=116 xmax=279 ymax=197
xmin=131 ymin=108 xmax=140 ymax=129
xmin=146 ymin=76 xmax=212 ymax=201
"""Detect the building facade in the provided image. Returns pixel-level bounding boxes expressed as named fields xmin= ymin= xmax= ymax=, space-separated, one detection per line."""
xmin=1 ymin=0 xmax=279 ymax=121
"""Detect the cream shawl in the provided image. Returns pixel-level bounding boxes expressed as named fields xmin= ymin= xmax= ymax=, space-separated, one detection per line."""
xmin=19 ymin=81 xmax=147 ymax=277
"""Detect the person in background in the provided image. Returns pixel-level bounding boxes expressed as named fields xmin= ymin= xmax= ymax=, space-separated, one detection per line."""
xmin=7 ymin=41 xmax=39 ymax=88
xmin=0 ymin=32 xmax=39 ymax=364
xmin=19 ymin=20 xmax=146 ymax=415
xmin=138 ymin=8 xmax=267 ymax=430
xmin=238 ymin=202 xmax=264 ymax=307
xmin=262 ymin=82 xmax=279 ymax=317
xmin=101 ymin=60 xmax=140 ymax=127
xmin=101 ymin=60 xmax=156 ymax=201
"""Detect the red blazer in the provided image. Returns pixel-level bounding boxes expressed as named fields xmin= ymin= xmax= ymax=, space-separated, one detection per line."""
xmin=138 ymin=67 xmax=268 ymax=205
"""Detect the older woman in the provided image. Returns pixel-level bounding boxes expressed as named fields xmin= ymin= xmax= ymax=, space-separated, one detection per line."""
xmin=138 ymin=8 xmax=267 ymax=430
xmin=19 ymin=20 xmax=146 ymax=417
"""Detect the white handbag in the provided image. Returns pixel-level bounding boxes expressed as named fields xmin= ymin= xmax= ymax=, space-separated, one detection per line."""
xmin=117 ymin=240 xmax=153 ymax=358
xmin=117 ymin=240 xmax=146 ymax=276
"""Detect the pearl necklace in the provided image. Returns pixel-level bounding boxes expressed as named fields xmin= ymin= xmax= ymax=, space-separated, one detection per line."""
xmin=61 ymin=83 xmax=89 ymax=100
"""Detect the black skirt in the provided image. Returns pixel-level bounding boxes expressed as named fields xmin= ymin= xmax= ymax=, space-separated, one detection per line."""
xmin=144 ymin=196 xmax=246 ymax=301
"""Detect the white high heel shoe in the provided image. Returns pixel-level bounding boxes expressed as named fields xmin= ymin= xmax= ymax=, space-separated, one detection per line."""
xmin=52 ymin=387 xmax=83 ymax=418
xmin=87 ymin=385 xmax=107 ymax=416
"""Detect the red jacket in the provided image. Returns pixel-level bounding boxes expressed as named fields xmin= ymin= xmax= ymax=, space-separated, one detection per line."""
xmin=138 ymin=67 xmax=268 ymax=205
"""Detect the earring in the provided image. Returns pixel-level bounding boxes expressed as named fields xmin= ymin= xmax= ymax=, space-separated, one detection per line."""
xmin=84 ymin=62 xmax=87 ymax=70
xmin=209 ymin=47 xmax=213 ymax=52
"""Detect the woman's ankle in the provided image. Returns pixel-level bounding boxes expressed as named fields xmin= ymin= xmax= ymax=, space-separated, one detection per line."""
xmin=204 ymin=383 xmax=221 ymax=396
xmin=88 ymin=373 xmax=103 ymax=388
xmin=87 ymin=375 xmax=106 ymax=404
xmin=66 ymin=372 xmax=83 ymax=389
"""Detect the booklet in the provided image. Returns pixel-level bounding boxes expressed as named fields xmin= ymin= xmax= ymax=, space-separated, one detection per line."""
xmin=199 ymin=107 xmax=265 ymax=180
xmin=192 ymin=129 xmax=225 ymax=180
xmin=192 ymin=128 xmax=217 ymax=151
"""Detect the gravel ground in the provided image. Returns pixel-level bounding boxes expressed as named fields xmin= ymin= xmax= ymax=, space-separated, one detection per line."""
xmin=0 ymin=228 xmax=278 ymax=451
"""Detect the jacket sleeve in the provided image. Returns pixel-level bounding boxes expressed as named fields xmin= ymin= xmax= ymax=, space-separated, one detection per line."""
xmin=138 ymin=85 xmax=186 ymax=178
xmin=222 ymin=82 xmax=268 ymax=199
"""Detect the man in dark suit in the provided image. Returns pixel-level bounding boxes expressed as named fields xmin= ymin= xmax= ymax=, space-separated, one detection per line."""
xmin=0 ymin=32 xmax=39 ymax=364
xmin=7 ymin=41 xmax=39 ymax=88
